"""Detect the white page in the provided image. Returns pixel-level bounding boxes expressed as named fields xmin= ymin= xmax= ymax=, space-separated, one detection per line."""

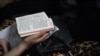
xmin=16 ymin=12 xmax=54 ymax=37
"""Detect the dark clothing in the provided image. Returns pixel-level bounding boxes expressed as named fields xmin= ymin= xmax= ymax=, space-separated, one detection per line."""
xmin=0 ymin=0 xmax=60 ymax=20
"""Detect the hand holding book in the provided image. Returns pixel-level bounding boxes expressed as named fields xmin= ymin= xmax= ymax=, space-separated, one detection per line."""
xmin=23 ymin=30 xmax=49 ymax=45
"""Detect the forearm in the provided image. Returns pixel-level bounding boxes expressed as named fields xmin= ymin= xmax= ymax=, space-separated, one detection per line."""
xmin=4 ymin=42 xmax=29 ymax=56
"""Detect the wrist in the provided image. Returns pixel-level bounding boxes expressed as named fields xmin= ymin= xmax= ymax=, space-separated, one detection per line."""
xmin=20 ymin=41 xmax=34 ymax=48
xmin=20 ymin=41 xmax=30 ymax=47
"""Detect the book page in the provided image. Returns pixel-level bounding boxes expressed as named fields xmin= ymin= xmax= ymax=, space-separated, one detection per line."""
xmin=16 ymin=12 xmax=54 ymax=37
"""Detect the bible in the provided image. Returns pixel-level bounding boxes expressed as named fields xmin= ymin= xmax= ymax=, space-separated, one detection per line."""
xmin=15 ymin=12 xmax=55 ymax=37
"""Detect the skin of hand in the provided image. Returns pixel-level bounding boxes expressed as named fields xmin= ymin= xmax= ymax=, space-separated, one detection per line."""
xmin=23 ymin=30 xmax=49 ymax=45
xmin=4 ymin=30 xmax=49 ymax=56
xmin=0 ymin=39 xmax=8 ymax=55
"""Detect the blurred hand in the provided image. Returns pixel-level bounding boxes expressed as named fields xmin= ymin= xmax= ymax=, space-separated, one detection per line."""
xmin=3 ymin=30 xmax=49 ymax=56
xmin=23 ymin=30 xmax=49 ymax=45
xmin=0 ymin=39 xmax=8 ymax=55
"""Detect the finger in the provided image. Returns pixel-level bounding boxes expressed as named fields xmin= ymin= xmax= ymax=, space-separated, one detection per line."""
xmin=24 ymin=32 xmax=43 ymax=42
xmin=39 ymin=30 xmax=49 ymax=35
xmin=30 ymin=30 xmax=49 ymax=38
xmin=30 ymin=32 xmax=43 ymax=38
xmin=39 ymin=29 xmax=50 ymax=33
xmin=39 ymin=28 xmax=53 ymax=32
xmin=37 ymin=33 xmax=49 ymax=42
xmin=1 ymin=41 xmax=8 ymax=54
xmin=25 ymin=30 xmax=49 ymax=38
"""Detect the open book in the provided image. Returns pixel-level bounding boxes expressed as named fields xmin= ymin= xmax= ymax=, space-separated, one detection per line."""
xmin=15 ymin=12 xmax=54 ymax=37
